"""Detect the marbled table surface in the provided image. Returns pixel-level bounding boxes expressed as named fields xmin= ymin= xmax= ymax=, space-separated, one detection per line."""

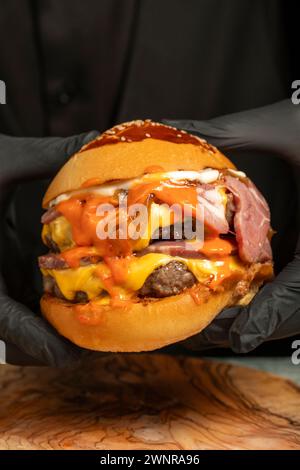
xmin=0 ymin=354 xmax=299 ymax=450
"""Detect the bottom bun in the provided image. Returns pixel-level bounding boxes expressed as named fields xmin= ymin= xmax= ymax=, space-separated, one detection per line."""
xmin=41 ymin=263 xmax=273 ymax=352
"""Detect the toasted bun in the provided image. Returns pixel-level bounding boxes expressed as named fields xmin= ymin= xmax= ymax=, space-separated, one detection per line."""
xmin=41 ymin=263 xmax=273 ymax=352
xmin=43 ymin=120 xmax=235 ymax=208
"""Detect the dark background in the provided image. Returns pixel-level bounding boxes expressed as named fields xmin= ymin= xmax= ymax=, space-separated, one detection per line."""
xmin=0 ymin=0 xmax=299 ymax=358
xmin=0 ymin=0 xmax=298 ymax=136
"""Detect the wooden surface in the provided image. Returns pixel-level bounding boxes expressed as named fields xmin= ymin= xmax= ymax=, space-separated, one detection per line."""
xmin=0 ymin=354 xmax=300 ymax=450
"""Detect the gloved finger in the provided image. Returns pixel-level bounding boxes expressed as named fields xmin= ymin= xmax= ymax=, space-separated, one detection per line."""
xmin=182 ymin=306 xmax=239 ymax=351
xmin=0 ymin=130 xmax=99 ymax=185
xmin=229 ymin=255 xmax=300 ymax=353
xmin=0 ymin=290 xmax=83 ymax=366
xmin=164 ymin=118 xmax=253 ymax=153
xmin=163 ymin=100 xmax=300 ymax=166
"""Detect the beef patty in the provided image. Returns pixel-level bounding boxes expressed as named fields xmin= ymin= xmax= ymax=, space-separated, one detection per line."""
xmin=139 ymin=261 xmax=196 ymax=298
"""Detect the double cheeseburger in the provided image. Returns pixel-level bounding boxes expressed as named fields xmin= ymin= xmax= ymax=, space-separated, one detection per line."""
xmin=39 ymin=120 xmax=273 ymax=351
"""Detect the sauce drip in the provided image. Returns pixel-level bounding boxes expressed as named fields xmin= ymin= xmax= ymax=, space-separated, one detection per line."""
xmin=57 ymin=195 xmax=132 ymax=257
xmin=75 ymin=297 xmax=133 ymax=325
xmin=60 ymin=246 xmax=102 ymax=268
xmin=200 ymin=237 xmax=235 ymax=258
xmin=208 ymin=259 xmax=235 ymax=288
xmin=57 ymin=180 xmax=203 ymax=257
xmin=103 ymin=256 xmax=131 ymax=284
xmin=128 ymin=181 xmax=198 ymax=218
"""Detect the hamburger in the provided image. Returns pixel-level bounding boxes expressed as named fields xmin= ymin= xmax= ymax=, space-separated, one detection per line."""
xmin=39 ymin=120 xmax=273 ymax=352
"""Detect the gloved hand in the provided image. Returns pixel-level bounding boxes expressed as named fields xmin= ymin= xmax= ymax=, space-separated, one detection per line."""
xmin=0 ymin=130 xmax=99 ymax=366
xmin=164 ymin=100 xmax=300 ymax=353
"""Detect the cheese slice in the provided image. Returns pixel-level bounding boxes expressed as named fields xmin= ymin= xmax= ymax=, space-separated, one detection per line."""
xmin=42 ymin=216 xmax=74 ymax=251
xmin=43 ymin=202 xmax=179 ymax=253
xmin=42 ymin=253 xmax=244 ymax=301
xmin=43 ymin=183 xmax=228 ymax=253
xmin=133 ymin=202 xmax=174 ymax=251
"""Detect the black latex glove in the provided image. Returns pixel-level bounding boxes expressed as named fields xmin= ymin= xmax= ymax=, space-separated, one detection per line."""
xmin=0 ymin=131 xmax=99 ymax=366
xmin=164 ymin=100 xmax=300 ymax=353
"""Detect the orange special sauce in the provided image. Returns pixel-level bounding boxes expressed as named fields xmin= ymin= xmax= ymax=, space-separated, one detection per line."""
xmin=74 ymin=295 xmax=133 ymax=325
xmin=57 ymin=194 xmax=132 ymax=257
xmin=199 ymin=237 xmax=235 ymax=258
xmin=74 ymin=303 xmax=105 ymax=326
xmin=60 ymin=246 xmax=102 ymax=268
xmin=57 ymin=180 xmax=204 ymax=257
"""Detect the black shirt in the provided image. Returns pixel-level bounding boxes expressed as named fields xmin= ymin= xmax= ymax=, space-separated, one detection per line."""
xmin=0 ymin=0 xmax=295 ymax=136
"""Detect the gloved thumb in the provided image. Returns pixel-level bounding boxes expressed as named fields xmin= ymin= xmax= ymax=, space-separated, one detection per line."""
xmin=163 ymin=100 xmax=300 ymax=165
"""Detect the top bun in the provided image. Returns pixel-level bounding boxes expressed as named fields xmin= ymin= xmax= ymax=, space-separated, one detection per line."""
xmin=43 ymin=120 xmax=235 ymax=208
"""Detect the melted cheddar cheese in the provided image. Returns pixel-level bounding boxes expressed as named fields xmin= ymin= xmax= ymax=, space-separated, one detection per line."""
xmin=43 ymin=202 xmax=183 ymax=253
xmin=133 ymin=202 xmax=175 ymax=251
xmin=42 ymin=216 xmax=74 ymax=252
xmin=42 ymin=253 xmax=244 ymax=301
xmin=42 ymin=189 xmax=228 ymax=254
